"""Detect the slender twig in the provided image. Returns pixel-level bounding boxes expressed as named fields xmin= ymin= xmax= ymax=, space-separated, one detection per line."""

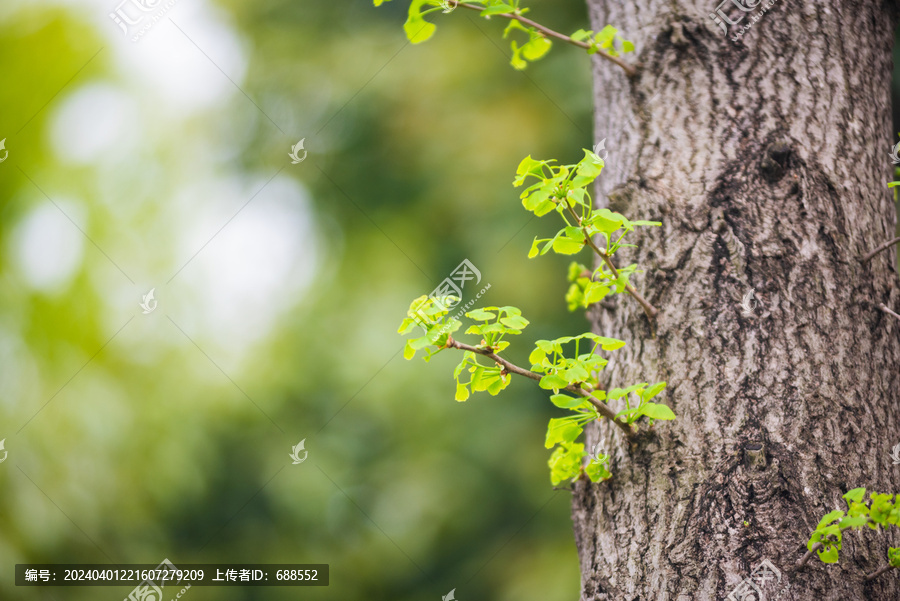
xmin=447 ymin=337 xmax=637 ymax=440
xmin=881 ymin=304 xmax=900 ymax=323
xmin=863 ymin=237 xmax=900 ymax=262
xmin=563 ymin=202 xmax=659 ymax=319
xmin=449 ymin=1 xmax=637 ymax=77
xmin=795 ymin=543 xmax=822 ymax=569
xmin=865 ymin=564 xmax=895 ymax=581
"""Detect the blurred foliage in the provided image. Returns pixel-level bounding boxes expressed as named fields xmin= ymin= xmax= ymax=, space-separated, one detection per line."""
xmin=0 ymin=1 xmax=597 ymax=600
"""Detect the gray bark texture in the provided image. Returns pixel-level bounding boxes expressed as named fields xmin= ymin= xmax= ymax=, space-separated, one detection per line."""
xmin=576 ymin=0 xmax=900 ymax=598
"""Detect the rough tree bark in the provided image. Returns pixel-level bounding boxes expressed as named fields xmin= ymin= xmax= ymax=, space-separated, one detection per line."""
xmin=575 ymin=0 xmax=900 ymax=598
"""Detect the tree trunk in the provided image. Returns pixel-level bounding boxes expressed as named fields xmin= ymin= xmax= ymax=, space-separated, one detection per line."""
xmin=576 ymin=0 xmax=900 ymax=598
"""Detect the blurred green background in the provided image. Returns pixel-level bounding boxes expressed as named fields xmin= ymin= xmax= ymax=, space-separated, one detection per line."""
xmin=0 ymin=1 xmax=598 ymax=599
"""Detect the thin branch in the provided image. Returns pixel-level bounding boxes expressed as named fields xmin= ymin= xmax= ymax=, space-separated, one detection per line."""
xmin=880 ymin=304 xmax=900 ymax=323
xmin=450 ymin=1 xmax=637 ymax=77
xmin=447 ymin=337 xmax=637 ymax=440
xmin=795 ymin=543 xmax=821 ymax=569
xmin=863 ymin=237 xmax=900 ymax=262
xmin=865 ymin=564 xmax=896 ymax=581
xmin=587 ymin=236 xmax=659 ymax=319
xmin=563 ymin=201 xmax=659 ymax=319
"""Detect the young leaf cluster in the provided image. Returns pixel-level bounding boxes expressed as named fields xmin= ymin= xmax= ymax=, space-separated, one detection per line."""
xmin=515 ymin=151 xmax=660 ymax=316
xmin=398 ymin=298 xmax=669 ymax=486
xmin=609 ymin=381 xmax=675 ymax=424
xmin=373 ymin=0 xmax=635 ymax=72
xmin=504 ymin=16 xmax=552 ymax=70
xmin=571 ymin=25 xmax=634 ymax=57
xmin=452 ymin=306 xmax=527 ymax=400
xmin=398 ymin=295 xmax=462 ymax=362
xmin=807 ymin=487 xmax=900 ymax=571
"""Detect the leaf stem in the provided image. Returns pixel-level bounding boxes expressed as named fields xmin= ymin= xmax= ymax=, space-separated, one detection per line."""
xmin=447 ymin=337 xmax=636 ymax=440
xmin=863 ymin=237 xmax=900 ymax=262
xmin=880 ymin=304 xmax=900 ymax=323
xmin=563 ymin=202 xmax=659 ymax=319
xmin=865 ymin=563 xmax=896 ymax=581
xmin=794 ymin=543 xmax=821 ymax=569
xmin=449 ymin=1 xmax=637 ymax=76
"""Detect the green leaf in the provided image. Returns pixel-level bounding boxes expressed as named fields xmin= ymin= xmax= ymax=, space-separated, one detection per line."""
xmin=404 ymin=1 xmax=438 ymax=44
xmin=638 ymin=402 xmax=676 ymax=420
xmin=594 ymin=25 xmax=617 ymax=49
xmin=608 ymin=382 xmax=646 ymax=400
xmin=576 ymin=150 xmax=604 ymax=179
xmin=585 ymin=457 xmax=611 ymax=482
xmin=521 ymin=35 xmax=552 ymax=61
xmin=403 ymin=341 xmax=416 ymax=360
xmin=545 ymin=418 xmax=583 ymax=449
xmin=409 ymin=335 xmax=434 ymax=350
xmin=509 ymin=40 xmax=527 ymax=70
xmin=615 ymin=407 xmax=638 ymax=421
xmin=583 ymin=281 xmax=609 ymax=304
xmin=529 ymin=347 xmax=546 ymax=365
xmin=487 ymin=375 xmax=505 ymax=395
xmin=521 ymin=187 xmax=551 ymax=212
xmin=589 ymin=208 xmax=627 ymax=235
xmin=470 ymin=366 xmax=487 ymax=391
xmin=479 ymin=3 xmax=515 ymax=15
xmin=550 ymin=394 xmax=585 ymax=409
xmin=466 ymin=308 xmax=497 ymax=321
xmin=838 ymin=515 xmax=868 ymax=529
xmin=641 ymin=382 xmax=666 ymax=402
xmin=534 ymin=339 xmax=556 ymax=352
xmin=818 ymin=545 xmax=839 ymax=564
xmin=539 ymin=373 xmax=569 ymax=390
xmin=455 ymin=383 xmax=470 ymax=402
xmin=563 ymin=363 xmax=590 ymax=384
xmin=584 ymin=333 xmax=626 ymax=351
xmin=843 ymin=488 xmax=866 ymax=503
xmin=514 ymin=155 xmax=546 ymax=184
xmin=570 ymin=28 xmax=593 ymax=42
xmin=548 ymin=441 xmax=584 ymax=485
xmin=500 ymin=315 xmax=529 ymax=329
xmin=553 ymin=235 xmax=584 ymax=255
xmin=816 ymin=510 xmax=845 ymax=529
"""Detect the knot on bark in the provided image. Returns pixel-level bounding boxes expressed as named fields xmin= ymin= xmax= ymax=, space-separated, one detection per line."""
xmin=743 ymin=441 xmax=767 ymax=470
xmin=759 ymin=141 xmax=792 ymax=182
